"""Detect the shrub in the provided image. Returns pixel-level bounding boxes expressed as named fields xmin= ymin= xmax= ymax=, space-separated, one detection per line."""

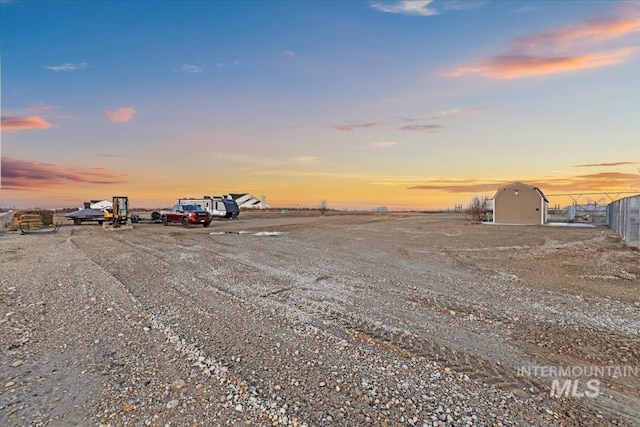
xmin=466 ymin=195 xmax=491 ymax=223
xmin=319 ymin=200 xmax=328 ymax=216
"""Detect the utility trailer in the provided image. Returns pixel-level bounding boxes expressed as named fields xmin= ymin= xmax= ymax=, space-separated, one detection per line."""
xmin=177 ymin=196 xmax=240 ymax=219
xmin=65 ymin=208 xmax=106 ymax=225
xmin=130 ymin=211 xmax=162 ymax=224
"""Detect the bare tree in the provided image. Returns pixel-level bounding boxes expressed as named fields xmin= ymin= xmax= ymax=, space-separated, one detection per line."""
xmin=466 ymin=195 xmax=491 ymax=223
xmin=319 ymin=200 xmax=328 ymax=216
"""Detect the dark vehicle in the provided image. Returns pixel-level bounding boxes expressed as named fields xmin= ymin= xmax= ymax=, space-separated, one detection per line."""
xmin=160 ymin=204 xmax=212 ymax=228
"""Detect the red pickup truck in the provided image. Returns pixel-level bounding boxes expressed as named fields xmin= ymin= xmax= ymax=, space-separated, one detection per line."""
xmin=160 ymin=204 xmax=212 ymax=228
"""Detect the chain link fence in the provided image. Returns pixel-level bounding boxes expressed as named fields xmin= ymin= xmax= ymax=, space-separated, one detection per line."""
xmin=607 ymin=195 xmax=640 ymax=248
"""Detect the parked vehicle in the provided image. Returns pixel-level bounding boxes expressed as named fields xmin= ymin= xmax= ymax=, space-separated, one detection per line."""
xmin=160 ymin=204 xmax=212 ymax=228
xmin=66 ymin=195 xmax=129 ymax=226
xmin=177 ymin=196 xmax=240 ymax=219
xmin=104 ymin=196 xmax=129 ymax=226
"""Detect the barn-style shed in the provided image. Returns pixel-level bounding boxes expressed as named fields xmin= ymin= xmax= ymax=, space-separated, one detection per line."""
xmin=492 ymin=182 xmax=548 ymax=225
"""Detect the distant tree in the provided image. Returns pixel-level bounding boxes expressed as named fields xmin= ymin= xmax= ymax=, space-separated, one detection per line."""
xmin=319 ymin=200 xmax=328 ymax=216
xmin=466 ymin=195 xmax=491 ymax=223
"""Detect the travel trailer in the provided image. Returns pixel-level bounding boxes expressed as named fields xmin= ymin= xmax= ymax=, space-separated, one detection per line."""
xmin=177 ymin=196 xmax=240 ymax=219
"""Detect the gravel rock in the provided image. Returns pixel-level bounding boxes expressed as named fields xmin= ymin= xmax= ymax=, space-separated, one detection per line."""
xmin=0 ymin=211 xmax=638 ymax=426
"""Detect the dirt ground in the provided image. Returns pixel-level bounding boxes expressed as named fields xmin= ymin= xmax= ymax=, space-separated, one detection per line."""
xmin=1 ymin=211 xmax=638 ymax=426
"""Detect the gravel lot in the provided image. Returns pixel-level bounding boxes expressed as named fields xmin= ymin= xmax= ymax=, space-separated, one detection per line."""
xmin=1 ymin=211 xmax=638 ymax=426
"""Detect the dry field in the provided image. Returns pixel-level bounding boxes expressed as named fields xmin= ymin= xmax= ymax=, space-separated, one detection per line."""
xmin=1 ymin=211 xmax=638 ymax=426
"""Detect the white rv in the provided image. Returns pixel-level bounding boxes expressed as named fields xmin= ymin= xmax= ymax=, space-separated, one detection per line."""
xmin=177 ymin=196 xmax=240 ymax=219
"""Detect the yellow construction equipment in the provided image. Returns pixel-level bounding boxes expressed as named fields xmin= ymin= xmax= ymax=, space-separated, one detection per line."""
xmin=103 ymin=196 xmax=133 ymax=230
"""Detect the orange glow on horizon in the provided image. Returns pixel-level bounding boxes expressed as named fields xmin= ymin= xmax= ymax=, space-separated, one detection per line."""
xmin=2 ymin=164 xmax=637 ymax=211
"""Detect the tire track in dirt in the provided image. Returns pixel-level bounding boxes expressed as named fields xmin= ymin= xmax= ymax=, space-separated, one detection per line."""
xmin=128 ymin=229 xmax=635 ymax=397
xmin=72 ymin=226 xmax=638 ymax=425
xmin=69 ymin=227 xmax=564 ymax=425
xmin=109 ymin=230 xmax=546 ymax=394
xmin=196 ymin=228 xmax=640 ymax=425
xmin=70 ymin=231 xmax=441 ymax=425
xmin=68 ymin=233 xmax=306 ymax=426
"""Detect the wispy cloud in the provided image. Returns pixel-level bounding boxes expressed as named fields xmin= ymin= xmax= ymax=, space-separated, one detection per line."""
xmin=210 ymin=60 xmax=242 ymax=68
xmin=398 ymin=124 xmax=444 ymax=132
xmin=371 ymin=0 xmax=438 ymax=16
xmin=209 ymin=153 xmax=321 ymax=174
xmin=25 ymin=102 xmax=71 ymax=119
xmin=44 ymin=62 xmax=88 ymax=72
xmin=328 ymin=122 xmax=380 ymax=132
xmin=289 ymin=156 xmax=317 ymax=165
xmin=397 ymin=107 xmax=484 ymax=123
xmin=512 ymin=5 xmax=538 ymax=15
xmin=284 ymin=124 xmax=315 ymax=129
xmin=448 ymin=8 xmax=640 ymax=79
xmin=437 ymin=108 xmax=464 ymax=117
xmin=104 ymin=107 xmax=136 ymax=123
xmin=449 ymin=48 xmax=637 ymax=79
xmin=1 ymin=103 xmax=71 ymax=131
xmin=182 ymin=64 xmax=204 ymax=73
xmin=281 ymin=50 xmax=296 ymax=57
xmin=574 ymin=161 xmax=639 ymax=168
xmin=371 ymin=0 xmax=482 ymax=16
xmin=1 ymin=157 xmax=127 ymax=190
xmin=1 ymin=115 xmax=54 ymax=131
xmin=513 ymin=14 xmax=640 ymax=49
xmin=26 ymin=102 xmax=56 ymax=112
xmin=433 ymin=107 xmax=484 ymax=119
xmin=396 ymin=116 xmax=421 ymax=122
xmin=407 ymin=172 xmax=639 ymax=193
xmin=358 ymin=141 xmax=397 ymax=150
xmin=293 ymin=109 xmax=480 ymax=133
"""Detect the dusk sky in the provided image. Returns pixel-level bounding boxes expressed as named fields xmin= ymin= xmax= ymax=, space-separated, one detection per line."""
xmin=1 ymin=0 xmax=639 ymax=210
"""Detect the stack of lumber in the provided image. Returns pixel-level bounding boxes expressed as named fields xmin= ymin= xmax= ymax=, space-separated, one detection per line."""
xmin=8 ymin=210 xmax=44 ymax=231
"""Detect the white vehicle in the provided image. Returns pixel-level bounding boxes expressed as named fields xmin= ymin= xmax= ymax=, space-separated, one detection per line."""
xmin=177 ymin=196 xmax=240 ymax=219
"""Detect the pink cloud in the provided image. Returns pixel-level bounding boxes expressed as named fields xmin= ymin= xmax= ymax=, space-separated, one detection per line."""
xmin=26 ymin=102 xmax=56 ymax=112
xmin=513 ymin=14 xmax=640 ymax=49
xmin=448 ymin=8 xmax=640 ymax=79
xmin=104 ymin=107 xmax=136 ymax=122
xmin=449 ymin=48 xmax=637 ymax=79
xmin=1 ymin=157 xmax=127 ymax=189
xmin=281 ymin=50 xmax=296 ymax=57
xmin=1 ymin=115 xmax=54 ymax=131
xmin=25 ymin=102 xmax=72 ymax=119
xmin=574 ymin=161 xmax=639 ymax=168
xmin=328 ymin=122 xmax=380 ymax=132
xmin=398 ymin=124 xmax=444 ymax=132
